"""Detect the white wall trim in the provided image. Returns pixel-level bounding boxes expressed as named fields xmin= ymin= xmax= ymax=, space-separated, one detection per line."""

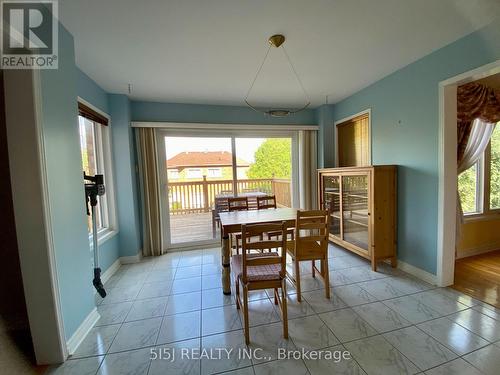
xmin=396 ymin=260 xmax=438 ymax=285
xmin=457 ymin=240 xmax=500 ymax=259
xmin=333 ymin=108 xmax=372 ymax=167
xmin=132 ymin=121 xmax=318 ymax=131
xmin=100 ymin=259 xmax=121 ymax=284
xmin=120 ymin=252 xmax=143 ymax=264
xmin=66 ymin=308 xmax=100 ymax=355
xmin=437 ymin=60 xmax=500 ymax=287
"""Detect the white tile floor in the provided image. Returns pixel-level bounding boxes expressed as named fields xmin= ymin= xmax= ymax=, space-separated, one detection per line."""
xmin=47 ymin=245 xmax=500 ymax=375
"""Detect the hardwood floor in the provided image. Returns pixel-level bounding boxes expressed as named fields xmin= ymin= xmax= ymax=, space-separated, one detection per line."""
xmin=452 ymin=250 xmax=500 ymax=308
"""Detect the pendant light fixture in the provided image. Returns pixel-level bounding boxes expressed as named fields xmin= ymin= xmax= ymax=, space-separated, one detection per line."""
xmin=244 ymin=34 xmax=310 ymax=117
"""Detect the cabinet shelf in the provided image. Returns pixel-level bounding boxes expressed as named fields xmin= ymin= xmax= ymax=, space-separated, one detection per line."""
xmin=344 ymin=218 xmax=369 ymax=228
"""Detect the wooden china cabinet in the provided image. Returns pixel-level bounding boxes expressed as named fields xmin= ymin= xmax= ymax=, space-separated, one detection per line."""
xmin=317 ymin=166 xmax=397 ymax=271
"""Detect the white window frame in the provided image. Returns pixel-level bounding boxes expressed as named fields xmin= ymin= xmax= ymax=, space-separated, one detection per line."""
xmin=207 ymin=168 xmax=222 ymax=178
xmin=459 ymin=159 xmax=483 ymax=216
xmin=462 ymin=124 xmax=500 ymax=221
xmin=78 ymin=98 xmax=118 ymax=246
xmin=168 ymin=169 xmax=179 ymax=179
xmin=187 ymin=168 xmax=202 ymax=179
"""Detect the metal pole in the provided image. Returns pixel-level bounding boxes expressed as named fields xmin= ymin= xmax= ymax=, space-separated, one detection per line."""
xmin=91 ymin=204 xmax=99 ymax=268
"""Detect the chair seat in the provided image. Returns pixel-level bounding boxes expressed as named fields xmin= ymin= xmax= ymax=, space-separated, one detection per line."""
xmin=231 ymin=253 xmax=283 ymax=282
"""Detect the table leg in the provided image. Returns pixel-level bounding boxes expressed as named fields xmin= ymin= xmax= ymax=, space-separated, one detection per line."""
xmin=221 ymin=234 xmax=231 ymax=295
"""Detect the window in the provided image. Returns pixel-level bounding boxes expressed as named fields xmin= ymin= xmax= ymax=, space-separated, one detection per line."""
xmin=187 ymin=168 xmax=202 ymax=179
xmin=458 ymin=162 xmax=480 ymax=214
xmin=207 ymin=168 xmax=222 ymax=178
xmin=458 ymin=121 xmax=500 ymax=217
xmin=168 ymin=169 xmax=179 ymax=179
xmin=78 ymin=102 xmax=116 ymax=242
xmin=336 ymin=111 xmax=370 ymax=167
xmin=79 ymin=116 xmax=103 ymax=232
xmin=490 ymin=125 xmax=500 ymax=209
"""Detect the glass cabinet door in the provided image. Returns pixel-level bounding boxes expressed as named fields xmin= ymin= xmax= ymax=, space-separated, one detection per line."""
xmin=322 ymin=175 xmax=341 ymax=238
xmin=342 ymin=174 xmax=369 ymax=251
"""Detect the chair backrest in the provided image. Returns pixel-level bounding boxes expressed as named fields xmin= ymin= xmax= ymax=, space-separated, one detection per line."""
xmin=214 ymin=197 xmax=229 ymax=213
xmin=228 ymin=197 xmax=249 ymax=211
xmin=240 ymin=222 xmax=287 ymax=282
xmin=294 ymin=210 xmax=330 ymax=259
xmin=257 ymin=195 xmax=277 ymax=210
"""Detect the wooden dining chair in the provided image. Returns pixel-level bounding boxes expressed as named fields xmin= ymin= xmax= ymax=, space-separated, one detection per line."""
xmin=212 ymin=197 xmax=229 ymax=237
xmin=228 ymin=197 xmax=249 ymax=253
xmin=256 ymin=195 xmax=277 ymax=209
xmin=285 ymin=210 xmax=330 ymax=302
xmin=232 ymin=222 xmax=288 ymax=344
xmin=257 ymin=195 xmax=295 ymax=242
xmin=228 ymin=197 xmax=249 ymax=211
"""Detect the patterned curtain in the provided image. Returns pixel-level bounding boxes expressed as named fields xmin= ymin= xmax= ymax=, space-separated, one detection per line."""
xmin=457 ymin=82 xmax=500 ymax=163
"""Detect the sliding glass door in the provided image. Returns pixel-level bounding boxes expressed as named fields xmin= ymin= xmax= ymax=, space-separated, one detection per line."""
xmin=157 ymin=130 xmax=298 ymax=249
xmin=235 ymin=137 xmax=293 ymax=207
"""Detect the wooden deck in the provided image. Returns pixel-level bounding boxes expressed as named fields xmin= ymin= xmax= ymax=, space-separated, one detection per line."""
xmin=169 ymin=212 xmax=220 ymax=244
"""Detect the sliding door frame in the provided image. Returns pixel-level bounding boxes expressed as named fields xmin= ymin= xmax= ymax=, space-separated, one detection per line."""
xmin=156 ymin=128 xmax=300 ymax=252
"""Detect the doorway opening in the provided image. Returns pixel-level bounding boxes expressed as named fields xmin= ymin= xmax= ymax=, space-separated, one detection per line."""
xmin=453 ymin=73 xmax=500 ymax=308
xmin=438 ymin=61 xmax=500 ymax=310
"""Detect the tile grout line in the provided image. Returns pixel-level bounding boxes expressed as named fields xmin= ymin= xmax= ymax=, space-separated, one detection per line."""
xmin=66 ymin=247 xmax=498 ymax=375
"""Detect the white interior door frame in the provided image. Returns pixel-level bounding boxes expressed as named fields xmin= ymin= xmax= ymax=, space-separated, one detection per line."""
xmin=4 ymin=70 xmax=67 ymax=363
xmin=437 ymin=60 xmax=500 ymax=287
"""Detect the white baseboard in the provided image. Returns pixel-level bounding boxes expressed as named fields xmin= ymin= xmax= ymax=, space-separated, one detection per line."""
xmin=66 ymin=308 xmax=100 ymax=355
xmin=457 ymin=241 xmax=500 ymax=259
xmin=120 ymin=252 xmax=143 ymax=264
xmin=396 ymin=260 xmax=438 ymax=285
xmin=101 ymin=259 xmax=121 ymax=284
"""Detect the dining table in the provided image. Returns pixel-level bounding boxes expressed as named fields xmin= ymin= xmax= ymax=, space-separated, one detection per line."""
xmin=218 ymin=207 xmax=298 ymax=294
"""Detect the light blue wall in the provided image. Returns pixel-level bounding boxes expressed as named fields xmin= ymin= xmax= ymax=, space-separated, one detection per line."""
xmin=315 ymin=104 xmax=335 ymax=168
xmin=110 ymin=95 xmax=142 ymax=258
xmin=131 ymin=101 xmax=317 ymax=125
xmin=40 ymin=25 xmax=94 ymax=340
xmin=328 ymin=20 xmax=500 ymax=275
xmin=77 ymin=69 xmax=109 ymax=114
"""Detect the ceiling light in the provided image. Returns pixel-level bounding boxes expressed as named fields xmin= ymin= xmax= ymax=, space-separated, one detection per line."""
xmin=244 ymin=34 xmax=310 ymax=117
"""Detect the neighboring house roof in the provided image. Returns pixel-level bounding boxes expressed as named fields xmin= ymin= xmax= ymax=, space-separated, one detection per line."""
xmin=167 ymin=151 xmax=249 ymax=168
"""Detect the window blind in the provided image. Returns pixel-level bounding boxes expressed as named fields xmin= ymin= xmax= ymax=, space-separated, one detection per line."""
xmin=337 ymin=113 xmax=369 ymax=167
xmin=78 ymin=102 xmax=108 ymax=126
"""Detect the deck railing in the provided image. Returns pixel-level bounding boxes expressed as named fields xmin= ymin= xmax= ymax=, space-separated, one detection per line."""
xmin=168 ymin=177 xmax=291 ymax=214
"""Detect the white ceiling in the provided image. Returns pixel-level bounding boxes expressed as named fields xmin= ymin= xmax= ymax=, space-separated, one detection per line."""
xmin=60 ymin=0 xmax=500 ymax=107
